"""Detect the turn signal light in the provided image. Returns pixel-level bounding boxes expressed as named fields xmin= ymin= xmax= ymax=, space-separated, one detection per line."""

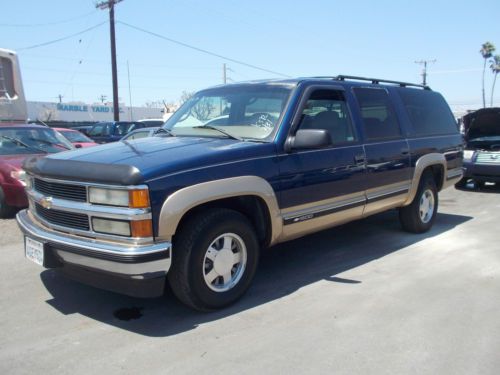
xmin=129 ymin=189 xmax=150 ymax=208
xmin=131 ymin=219 xmax=153 ymax=238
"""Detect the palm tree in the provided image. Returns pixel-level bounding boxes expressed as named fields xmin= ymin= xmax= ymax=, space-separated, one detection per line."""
xmin=491 ymin=55 xmax=500 ymax=107
xmin=480 ymin=42 xmax=495 ymax=108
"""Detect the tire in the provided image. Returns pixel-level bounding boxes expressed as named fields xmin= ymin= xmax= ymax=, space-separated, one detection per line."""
xmin=399 ymin=172 xmax=438 ymax=233
xmin=167 ymin=208 xmax=259 ymax=311
xmin=454 ymin=177 xmax=467 ymax=189
xmin=0 ymin=187 xmax=13 ymax=219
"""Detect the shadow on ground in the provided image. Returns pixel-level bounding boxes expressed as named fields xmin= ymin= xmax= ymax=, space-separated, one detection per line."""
xmin=41 ymin=210 xmax=472 ymax=337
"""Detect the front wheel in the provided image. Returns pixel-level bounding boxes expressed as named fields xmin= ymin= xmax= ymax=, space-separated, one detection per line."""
xmin=399 ymin=172 xmax=438 ymax=233
xmin=168 ymin=208 xmax=259 ymax=311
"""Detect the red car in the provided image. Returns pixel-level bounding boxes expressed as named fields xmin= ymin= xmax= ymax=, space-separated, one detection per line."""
xmin=54 ymin=127 xmax=98 ymax=148
xmin=0 ymin=124 xmax=74 ymax=217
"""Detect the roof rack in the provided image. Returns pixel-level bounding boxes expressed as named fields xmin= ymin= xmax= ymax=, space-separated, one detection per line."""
xmin=334 ymin=75 xmax=430 ymax=90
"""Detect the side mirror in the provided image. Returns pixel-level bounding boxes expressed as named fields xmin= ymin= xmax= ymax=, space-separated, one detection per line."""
xmin=288 ymin=129 xmax=331 ymax=151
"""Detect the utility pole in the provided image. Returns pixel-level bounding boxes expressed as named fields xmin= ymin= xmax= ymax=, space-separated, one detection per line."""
xmin=99 ymin=94 xmax=107 ymax=103
xmin=96 ymin=0 xmax=123 ymax=121
xmin=223 ymin=63 xmax=227 ymax=84
xmin=57 ymin=94 xmax=63 ymax=103
xmin=415 ymin=59 xmax=436 ymax=86
xmin=127 ymin=60 xmax=133 ymax=121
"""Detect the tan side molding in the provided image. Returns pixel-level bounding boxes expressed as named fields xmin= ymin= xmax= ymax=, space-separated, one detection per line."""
xmin=157 ymin=176 xmax=282 ymax=245
xmin=403 ymin=153 xmax=446 ymax=206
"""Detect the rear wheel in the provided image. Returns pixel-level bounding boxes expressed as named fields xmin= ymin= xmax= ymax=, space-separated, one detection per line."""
xmin=168 ymin=208 xmax=259 ymax=311
xmin=399 ymin=172 xmax=438 ymax=233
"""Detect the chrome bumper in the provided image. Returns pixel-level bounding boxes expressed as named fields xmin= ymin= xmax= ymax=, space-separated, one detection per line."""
xmin=16 ymin=209 xmax=171 ymax=278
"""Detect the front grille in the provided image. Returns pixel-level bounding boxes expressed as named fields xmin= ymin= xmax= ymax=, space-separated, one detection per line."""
xmin=35 ymin=203 xmax=90 ymax=231
xmin=476 ymin=152 xmax=500 ymax=164
xmin=34 ymin=178 xmax=87 ymax=202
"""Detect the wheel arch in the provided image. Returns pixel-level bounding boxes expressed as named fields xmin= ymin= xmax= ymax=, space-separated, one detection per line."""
xmin=157 ymin=176 xmax=282 ymax=247
xmin=403 ymin=153 xmax=446 ymax=206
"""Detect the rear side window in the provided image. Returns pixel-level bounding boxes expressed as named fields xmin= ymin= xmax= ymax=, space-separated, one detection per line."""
xmin=354 ymin=88 xmax=401 ymax=140
xmin=398 ymin=89 xmax=458 ymax=136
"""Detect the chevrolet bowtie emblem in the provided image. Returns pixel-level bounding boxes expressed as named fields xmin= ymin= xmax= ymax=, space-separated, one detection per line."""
xmin=40 ymin=197 xmax=53 ymax=209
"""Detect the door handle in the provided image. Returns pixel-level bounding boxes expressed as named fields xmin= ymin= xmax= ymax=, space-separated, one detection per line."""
xmin=401 ymin=147 xmax=409 ymax=155
xmin=354 ymin=154 xmax=366 ymax=164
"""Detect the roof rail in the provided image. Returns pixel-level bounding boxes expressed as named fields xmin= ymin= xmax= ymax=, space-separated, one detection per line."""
xmin=334 ymin=75 xmax=431 ymax=90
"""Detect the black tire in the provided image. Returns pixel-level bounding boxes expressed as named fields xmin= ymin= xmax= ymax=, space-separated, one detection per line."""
xmin=167 ymin=208 xmax=259 ymax=311
xmin=454 ymin=177 xmax=467 ymax=189
xmin=399 ymin=172 xmax=438 ymax=233
xmin=0 ymin=187 xmax=13 ymax=218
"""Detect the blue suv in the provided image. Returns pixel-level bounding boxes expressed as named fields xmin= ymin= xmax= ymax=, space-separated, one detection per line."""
xmin=17 ymin=76 xmax=463 ymax=310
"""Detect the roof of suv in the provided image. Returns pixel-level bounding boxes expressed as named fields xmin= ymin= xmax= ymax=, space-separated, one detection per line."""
xmin=205 ymin=76 xmax=431 ymax=91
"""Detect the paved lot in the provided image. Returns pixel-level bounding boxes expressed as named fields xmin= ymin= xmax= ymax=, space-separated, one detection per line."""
xmin=1 ymin=185 xmax=500 ymax=375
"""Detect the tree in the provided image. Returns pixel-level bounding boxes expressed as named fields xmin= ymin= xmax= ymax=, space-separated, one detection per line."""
xmin=179 ymin=91 xmax=194 ymax=105
xmin=480 ymin=42 xmax=495 ymax=108
xmin=490 ymin=55 xmax=500 ymax=107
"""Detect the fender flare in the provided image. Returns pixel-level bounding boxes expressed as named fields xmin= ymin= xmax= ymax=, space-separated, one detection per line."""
xmin=403 ymin=153 xmax=446 ymax=206
xmin=157 ymin=176 xmax=282 ymax=245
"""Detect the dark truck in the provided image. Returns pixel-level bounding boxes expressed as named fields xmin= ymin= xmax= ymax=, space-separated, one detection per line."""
xmin=16 ymin=76 xmax=463 ymax=311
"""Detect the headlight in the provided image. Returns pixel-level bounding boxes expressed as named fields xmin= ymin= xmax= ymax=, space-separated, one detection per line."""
xmin=10 ymin=170 xmax=26 ymax=186
xmin=89 ymin=187 xmax=129 ymax=206
xmin=92 ymin=218 xmax=131 ymax=236
xmin=463 ymin=150 xmax=474 ymax=162
xmin=88 ymin=187 xmax=150 ymax=208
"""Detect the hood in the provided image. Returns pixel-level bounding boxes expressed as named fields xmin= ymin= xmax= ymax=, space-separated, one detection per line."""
xmin=23 ymin=136 xmax=275 ymax=185
xmin=463 ymin=107 xmax=500 ymax=140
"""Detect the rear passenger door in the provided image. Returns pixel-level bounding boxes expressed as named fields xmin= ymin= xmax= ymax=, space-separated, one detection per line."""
xmin=278 ymin=86 xmax=367 ymax=239
xmin=352 ymin=87 xmax=411 ymax=215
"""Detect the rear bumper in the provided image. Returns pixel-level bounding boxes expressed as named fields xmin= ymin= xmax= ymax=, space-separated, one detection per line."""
xmin=16 ymin=209 xmax=171 ymax=297
xmin=463 ymin=161 xmax=500 ymax=182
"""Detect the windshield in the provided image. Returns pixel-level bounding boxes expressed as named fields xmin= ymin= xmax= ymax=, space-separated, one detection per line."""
xmin=60 ymin=130 xmax=93 ymax=143
xmin=0 ymin=127 xmax=73 ymax=155
xmin=164 ymin=85 xmax=292 ymax=140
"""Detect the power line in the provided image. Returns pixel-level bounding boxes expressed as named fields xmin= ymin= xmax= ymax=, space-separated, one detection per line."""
xmin=0 ymin=10 xmax=98 ymax=27
xmin=117 ymin=21 xmax=291 ymax=78
xmin=16 ymin=22 xmax=107 ymax=51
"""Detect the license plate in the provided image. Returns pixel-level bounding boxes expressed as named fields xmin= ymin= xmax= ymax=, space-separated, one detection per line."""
xmin=25 ymin=237 xmax=44 ymax=266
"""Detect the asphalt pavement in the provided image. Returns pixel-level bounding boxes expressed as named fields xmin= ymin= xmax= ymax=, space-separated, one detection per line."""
xmin=1 ymin=184 xmax=499 ymax=375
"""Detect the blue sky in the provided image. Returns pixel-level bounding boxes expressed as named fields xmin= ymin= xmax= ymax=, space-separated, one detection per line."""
xmin=2 ymin=0 xmax=500 ymax=111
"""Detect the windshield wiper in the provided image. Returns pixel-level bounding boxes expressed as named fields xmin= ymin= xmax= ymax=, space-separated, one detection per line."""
xmin=0 ymin=135 xmax=48 ymax=153
xmin=28 ymin=137 xmax=72 ymax=150
xmin=154 ymin=128 xmax=175 ymax=136
xmin=193 ymin=125 xmax=243 ymax=141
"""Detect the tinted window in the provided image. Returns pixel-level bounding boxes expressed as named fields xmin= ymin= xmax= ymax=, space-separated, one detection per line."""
xmin=0 ymin=57 xmax=16 ymax=99
xmin=398 ymin=89 xmax=458 ymax=136
xmin=297 ymin=89 xmax=356 ymax=144
xmin=354 ymin=88 xmax=401 ymax=140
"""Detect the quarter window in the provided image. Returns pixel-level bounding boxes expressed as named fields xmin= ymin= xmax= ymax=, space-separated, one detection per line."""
xmin=297 ymin=89 xmax=356 ymax=144
xmin=354 ymin=88 xmax=401 ymax=140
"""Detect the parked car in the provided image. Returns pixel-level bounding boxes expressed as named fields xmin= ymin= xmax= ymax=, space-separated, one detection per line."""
xmin=0 ymin=124 xmax=73 ymax=217
xmin=17 ymin=76 xmax=463 ymax=310
xmin=120 ymin=127 xmax=160 ymax=141
xmin=137 ymin=119 xmax=165 ymax=127
xmin=71 ymin=125 xmax=93 ymax=136
xmin=54 ymin=128 xmax=98 ymax=148
xmin=456 ymin=107 xmax=500 ymax=187
xmin=87 ymin=121 xmax=144 ymax=143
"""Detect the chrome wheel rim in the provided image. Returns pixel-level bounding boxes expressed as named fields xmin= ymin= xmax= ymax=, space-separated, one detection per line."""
xmin=203 ymin=233 xmax=247 ymax=292
xmin=419 ymin=189 xmax=435 ymax=224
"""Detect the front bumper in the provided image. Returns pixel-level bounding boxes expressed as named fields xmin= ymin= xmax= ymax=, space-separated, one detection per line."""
xmin=16 ymin=209 xmax=171 ymax=297
xmin=463 ymin=161 xmax=500 ymax=182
